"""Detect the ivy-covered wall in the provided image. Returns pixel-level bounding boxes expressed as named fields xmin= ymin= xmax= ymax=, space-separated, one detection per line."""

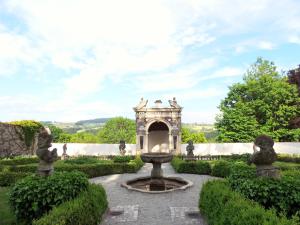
xmin=0 ymin=121 xmax=43 ymax=157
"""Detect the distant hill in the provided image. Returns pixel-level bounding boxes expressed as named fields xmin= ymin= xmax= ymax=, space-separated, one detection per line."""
xmin=75 ymin=118 xmax=112 ymax=125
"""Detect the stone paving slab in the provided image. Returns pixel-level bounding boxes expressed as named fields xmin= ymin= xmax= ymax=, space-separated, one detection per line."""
xmin=90 ymin=163 xmax=214 ymax=225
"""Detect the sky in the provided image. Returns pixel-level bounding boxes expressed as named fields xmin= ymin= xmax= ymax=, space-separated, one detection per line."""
xmin=1 ymin=0 xmax=300 ymax=124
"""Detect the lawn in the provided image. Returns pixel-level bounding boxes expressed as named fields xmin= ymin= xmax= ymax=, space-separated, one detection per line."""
xmin=0 ymin=187 xmax=16 ymax=225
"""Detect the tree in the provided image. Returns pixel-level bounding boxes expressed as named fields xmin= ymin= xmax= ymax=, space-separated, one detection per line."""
xmin=98 ymin=117 xmax=136 ymax=143
xmin=47 ymin=125 xmax=64 ymax=142
xmin=181 ymin=127 xmax=207 ymax=143
xmin=216 ymin=58 xmax=300 ymax=142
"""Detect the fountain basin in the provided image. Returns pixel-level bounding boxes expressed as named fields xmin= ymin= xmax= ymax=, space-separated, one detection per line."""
xmin=121 ymin=176 xmax=193 ymax=193
xmin=141 ymin=153 xmax=173 ymax=178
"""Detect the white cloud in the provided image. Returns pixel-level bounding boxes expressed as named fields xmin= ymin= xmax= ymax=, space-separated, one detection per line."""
xmin=163 ymin=88 xmax=223 ymax=101
xmin=257 ymin=41 xmax=275 ymax=50
xmin=288 ymin=35 xmax=300 ymax=44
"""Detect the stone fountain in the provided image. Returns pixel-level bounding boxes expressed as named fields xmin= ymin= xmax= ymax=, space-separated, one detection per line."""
xmin=121 ymin=98 xmax=192 ymax=193
xmin=122 ymin=152 xmax=192 ymax=193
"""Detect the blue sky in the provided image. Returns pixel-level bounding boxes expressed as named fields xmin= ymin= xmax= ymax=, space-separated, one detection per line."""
xmin=1 ymin=0 xmax=300 ymax=123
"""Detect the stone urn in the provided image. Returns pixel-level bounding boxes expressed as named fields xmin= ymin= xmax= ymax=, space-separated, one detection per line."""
xmin=141 ymin=153 xmax=173 ymax=178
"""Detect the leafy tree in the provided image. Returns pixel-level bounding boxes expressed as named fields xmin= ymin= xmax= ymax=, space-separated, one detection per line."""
xmin=98 ymin=117 xmax=136 ymax=143
xmin=70 ymin=132 xmax=99 ymax=143
xmin=47 ymin=125 xmax=64 ymax=142
xmin=181 ymin=127 xmax=207 ymax=143
xmin=216 ymin=58 xmax=300 ymax=142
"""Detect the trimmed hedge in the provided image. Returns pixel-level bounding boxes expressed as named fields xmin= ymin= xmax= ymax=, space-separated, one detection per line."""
xmin=171 ymin=157 xmax=211 ymax=174
xmin=228 ymin=173 xmax=300 ymax=217
xmin=211 ymin=160 xmax=232 ymax=177
xmin=0 ymin=157 xmax=39 ymax=165
xmin=10 ymin=172 xmax=89 ymax=222
xmin=0 ymin=171 xmax=30 ymax=186
xmin=33 ymin=184 xmax=108 ymax=225
xmin=113 ymin=155 xmax=132 ymax=163
xmin=277 ymin=154 xmax=300 ymax=163
xmin=7 ymin=156 xmax=144 ymax=178
xmin=199 ymin=180 xmax=299 ymax=225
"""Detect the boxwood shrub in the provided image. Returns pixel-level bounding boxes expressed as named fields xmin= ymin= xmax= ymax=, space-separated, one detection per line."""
xmin=10 ymin=171 xmax=88 ymax=222
xmin=199 ymin=180 xmax=299 ymax=225
xmin=33 ymin=184 xmax=108 ymax=225
xmin=228 ymin=174 xmax=300 ymax=217
xmin=0 ymin=171 xmax=30 ymax=186
xmin=211 ymin=160 xmax=232 ymax=178
xmin=113 ymin=155 xmax=132 ymax=163
xmin=0 ymin=156 xmax=39 ymax=166
xmin=171 ymin=157 xmax=211 ymax=174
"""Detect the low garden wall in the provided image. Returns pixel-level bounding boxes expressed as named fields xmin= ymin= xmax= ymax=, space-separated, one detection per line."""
xmin=51 ymin=142 xmax=300 ymax=156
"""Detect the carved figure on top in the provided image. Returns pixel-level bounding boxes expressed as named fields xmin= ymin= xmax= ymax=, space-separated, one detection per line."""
xmin=36 ymin=127 xmax=58 ymax=176
xmin=62 ymin=143 xmax=69 ymax=160
xmin=186 ymin=140 xmax=195 ymax=157
xmin=168 ymin=97 xmax=181 ymax=108
xmin=249 ymin=135 xmax=279 ymax=178
xmin=119 ymin=140 xmax=126 ymax=156
xmin=135 ymin=97 xmax=148 ymax=110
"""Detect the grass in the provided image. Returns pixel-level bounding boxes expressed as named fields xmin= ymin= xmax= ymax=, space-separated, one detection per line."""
xmin=0 ymin=187 xmax=16 ymax=225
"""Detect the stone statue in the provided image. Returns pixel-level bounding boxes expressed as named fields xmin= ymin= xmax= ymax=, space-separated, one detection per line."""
xmin=119 ymin=140 xmax=126 ymax=156
xmin=62 ymin=143 xmax=69 ymax=160
xmin=36 ymin=127 xmax=58 ymax=176
xmin=186 ymin=140 xmax=195 ymax=160
xmin=135 ymin=97 xmax=148 ymax=110
xmin=168 ymin=97 xmax=181 ymax=108
xmin=249 ymin=135 xmax=279 ymax=178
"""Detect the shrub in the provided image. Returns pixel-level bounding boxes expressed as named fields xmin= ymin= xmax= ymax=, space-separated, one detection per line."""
xmin=63 ymin=156 xmax=100 ymax=165
xmin=10 ymin=172 xmax=88 ymax=222
xmin=229 ymin=175 xmax=300 ymax=217
xmin=8 ymin=164 xmax=38 ymax=173
xmin=221 ymin=153 xmax=252 ymax=163
xmin=113 ymin=155 xmax=132 ymax=163
xmin=273 ymin=161 xmax=300 ymax=171
xmin=211 ymin=160 xmax=231 ymax=177
xmin=0 ymin=171 xmax=30 ymax=186
xmin=199 ymin=180 xmax=298 ymax=225
xmin=171 ymin=157 xmax=211 ymax=174
xmin=277 ymin=154 xmax=300 ymax=163
xmin=0 ymin=156 xmax=39 ymax=165
xmin=33 ymin=184 xmax=108 ymax=225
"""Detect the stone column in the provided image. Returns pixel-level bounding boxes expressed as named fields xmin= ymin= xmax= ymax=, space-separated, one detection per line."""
xmin=169 ymin=132 xmax=173 ymax=153
xmin=145 ymin=131 xmax=149 ymax=153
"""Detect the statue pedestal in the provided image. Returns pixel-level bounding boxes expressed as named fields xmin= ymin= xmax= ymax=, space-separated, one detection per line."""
xmin=37 ymin=161 xmax=54 ymax=176
xmin=256 ymin=165 xmax=280 ymax=179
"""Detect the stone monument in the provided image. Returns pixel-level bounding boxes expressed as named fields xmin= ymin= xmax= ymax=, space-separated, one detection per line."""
xmin=119 ymin=140 xmax=126 ymax=156
xmin=36 ymin=127 xmax=58 ymax=176
xmin=61 ymin=143 xmax=69 ymax=160
xmin=133 ymin=98 xmax=182 ymax=155
xmin=249 ymin=135 xmax=280 ymax=178
xmin=186 ymin=140 xmax=195 ymax=160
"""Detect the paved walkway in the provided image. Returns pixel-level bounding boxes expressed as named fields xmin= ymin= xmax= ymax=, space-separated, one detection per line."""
xmin=90 ymin=163 xmax=214 ymax=225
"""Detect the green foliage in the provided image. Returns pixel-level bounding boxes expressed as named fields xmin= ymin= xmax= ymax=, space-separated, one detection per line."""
xmin=63 ymin=156 xmax=100 ymax=165
xmin=9 ymin=120 xmax=43 ymax=147
xmin=229 ymin=174 xmax=300 ymax=217
xmin=46 ymin=125 xmax=65 ymax=143
xmin=277 ymin=154 xmax=300 ymax=163
xmin=181 ymin=127 xmax=207 ymax=143
xmin=216 ymin=58 xmax=300 ymax=142
xmin=0 ymin=187 xmax=17 ymax=225
xmin=211 ymin=160 xmax=232 ymax=177
xmin=97 ymin=117 xmax=136 ymax=143
xmin=220 ymin=153 xmax=252 ymax=163
xmin=199 ymin=180 xmax=298 ymax=225
xmin=273 ymin=161 xmax=300 ymax=171
xmin=171 ymin=157 xmax=211 ymax=174
xmin=113 ymin=155 xmax=132 ymax=163
xmin=0 ymin=156 xmax=39 ymax=165
xmin=9 ymin=172 xmax=88 ymax=222
xmin=70 ymin=132 xmax=99 ymax=143
xmin=0 ymin=171 xmax=30 ymax=186
xmin=33 ymin=184 xmax=108 ymax=225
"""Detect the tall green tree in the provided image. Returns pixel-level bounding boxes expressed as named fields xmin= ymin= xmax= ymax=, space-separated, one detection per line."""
xmin=216 ymin=58 xmax=300 ymax=142
xmin=181 ymin=127 xmax=207 ymax=143
xmin=98 ymin=117 xmax=136 ymax=143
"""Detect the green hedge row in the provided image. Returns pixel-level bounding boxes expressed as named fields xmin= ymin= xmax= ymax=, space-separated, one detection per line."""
xmin=1 ymin=157 xmax=144 ymax=185
xmin=0 ymin=156 xmax=39 ymax=165
xmin=33 ymin=184 xmax=108 ymax=225
xmin=228 ymin=169 xmax=300 ymax=217
xmin=199 ymin=180 xmax=299 ymax=225
xmin=171 ymin=157 xmax=211 ymax=174
xmin=277 ymin=154 xmax=300 ymax=164
xmin=0 ymin=171 xmax=30 ymax=186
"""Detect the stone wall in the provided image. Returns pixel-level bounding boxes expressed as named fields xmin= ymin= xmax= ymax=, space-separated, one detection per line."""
xmin=51 ymin=142 xmax=300 ymax=156
xmin=0 ymin=123 xmax=35 ymax=157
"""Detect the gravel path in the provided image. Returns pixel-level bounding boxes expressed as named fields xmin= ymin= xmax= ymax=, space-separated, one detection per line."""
xmin=90 ymin=163 xmax=215 ymax=225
